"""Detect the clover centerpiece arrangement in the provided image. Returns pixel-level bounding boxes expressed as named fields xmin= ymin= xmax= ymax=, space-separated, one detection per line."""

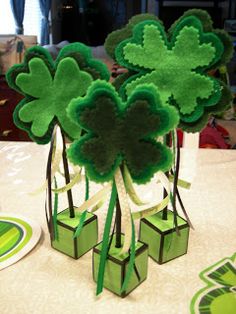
xmin=7 ymin=9 xmax=233 ymax=297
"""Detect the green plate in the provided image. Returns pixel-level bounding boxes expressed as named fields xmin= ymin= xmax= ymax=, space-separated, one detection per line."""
xmin=0 ymin=213 xmax=41 ymax=270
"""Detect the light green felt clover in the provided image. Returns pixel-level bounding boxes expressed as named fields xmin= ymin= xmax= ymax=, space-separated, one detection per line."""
xmin=16 ymin=57 xmax=92 ymax=139
xmin=115 ymin=15 xmax=231 ymax=132
xmin=168 ymin=9 xmax=234 ymax=68
xmin=67 ymin=80 xmax=179 ymax=184
xmin=104 ymin=13 xmax=160 ymax=60
xmin=7 ymin=43 xmax=109 ymax=144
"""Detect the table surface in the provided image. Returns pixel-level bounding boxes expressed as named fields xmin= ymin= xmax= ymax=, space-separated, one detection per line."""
xmin=0 ymin=142 xmax=236 ymax=314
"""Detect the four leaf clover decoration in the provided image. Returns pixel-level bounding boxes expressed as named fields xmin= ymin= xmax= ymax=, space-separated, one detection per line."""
xmin=7 ymin=43 xmax=110 ymax=144
xmin=67 ymin=80 xmax=179 ymax=184
xmin=115 ymin=15 xmax=232 ymax=132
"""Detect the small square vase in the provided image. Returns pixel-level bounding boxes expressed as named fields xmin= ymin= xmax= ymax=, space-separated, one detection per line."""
xmin=93 ymin=234 xmax=148 ymax=297
xmin=52 ymin=208 xmax=98 ymax=259
xmin=139 ymin=210 xmax=189 ymax=264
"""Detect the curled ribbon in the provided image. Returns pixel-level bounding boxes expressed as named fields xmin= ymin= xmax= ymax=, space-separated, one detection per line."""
xmin=30 ymin=128 xmax=84 ymax=196
xmin=123 ymin=163 xmax=147 ymax=206
xmin=131 ymin=171 xmax=171 ymax=220
xmin=169 ymin=174 xmax=191 ymax=189
xmin=76 ymin=183 xmax=112 ymax=213
xmin=52 ymin=171 xmax=82 ymax=193
xmin=29 ymin=126 xmax=63 ymax=195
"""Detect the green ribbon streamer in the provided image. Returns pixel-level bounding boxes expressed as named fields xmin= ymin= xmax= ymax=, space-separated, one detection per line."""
xmin=85 ymin=175 xmax=89 ymax=201
xmin=53 ymin=177 xmax=59 ymax=240
xmin=121 ymin=219 xmax=136 ymax=294
xmin=96 ymin=181 xmax=117 ymax=296
xmin=170 ymin=191 xmax=174 ymax=206
xmin=74 ymin=175 xmax=89 ymax=239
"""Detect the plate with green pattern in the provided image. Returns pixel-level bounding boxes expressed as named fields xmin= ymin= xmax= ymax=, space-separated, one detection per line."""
xmin=191 ymin=253 xmax=236 ymax=314
xmin=0 ymin=213 xmax=41 ymax=270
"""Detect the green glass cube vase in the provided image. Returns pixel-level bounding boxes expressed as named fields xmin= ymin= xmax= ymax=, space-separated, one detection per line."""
xmin=139 ymin=210 xmax=189 ymax=264
xmin=52 ymin=208 xmax=98 ymax=259
xmin=93 ymin=234 xmax=148 ymax=297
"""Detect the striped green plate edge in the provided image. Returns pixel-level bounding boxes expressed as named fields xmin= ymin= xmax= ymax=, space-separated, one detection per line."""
xmin=0 ymin=213 xmax=41 ymax=270
xmin=0 ymin=220 xmax=24 ymax=257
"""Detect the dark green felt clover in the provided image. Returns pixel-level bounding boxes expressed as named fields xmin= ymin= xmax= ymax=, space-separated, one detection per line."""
xmin=67 ymin=80 xmax=179 ymax=184
xmin=6 ymin=43 xmax=110 ymax=144
xmin=115 ymin=15 xmax=232 ymax=132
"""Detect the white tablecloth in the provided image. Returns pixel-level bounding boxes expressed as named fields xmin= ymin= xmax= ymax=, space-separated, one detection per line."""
xmin=0 ymin=142 xmax=236 ymax=314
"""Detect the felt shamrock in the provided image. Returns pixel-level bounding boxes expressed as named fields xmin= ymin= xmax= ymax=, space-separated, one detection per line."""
xmin=105 ymin=13 xmax=160 ymax=60
xmin=169 ymin=9 xmax=233 ymax=69
xmin=67 ymin=80 xmax=179 ymax=184
xmin=105 ymin=13 xmax=160 ymax=93
xmin=6 ymin=43 xmax=110 ymax=144
xmin=114 ymin=14 xmax=232 ymax=132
